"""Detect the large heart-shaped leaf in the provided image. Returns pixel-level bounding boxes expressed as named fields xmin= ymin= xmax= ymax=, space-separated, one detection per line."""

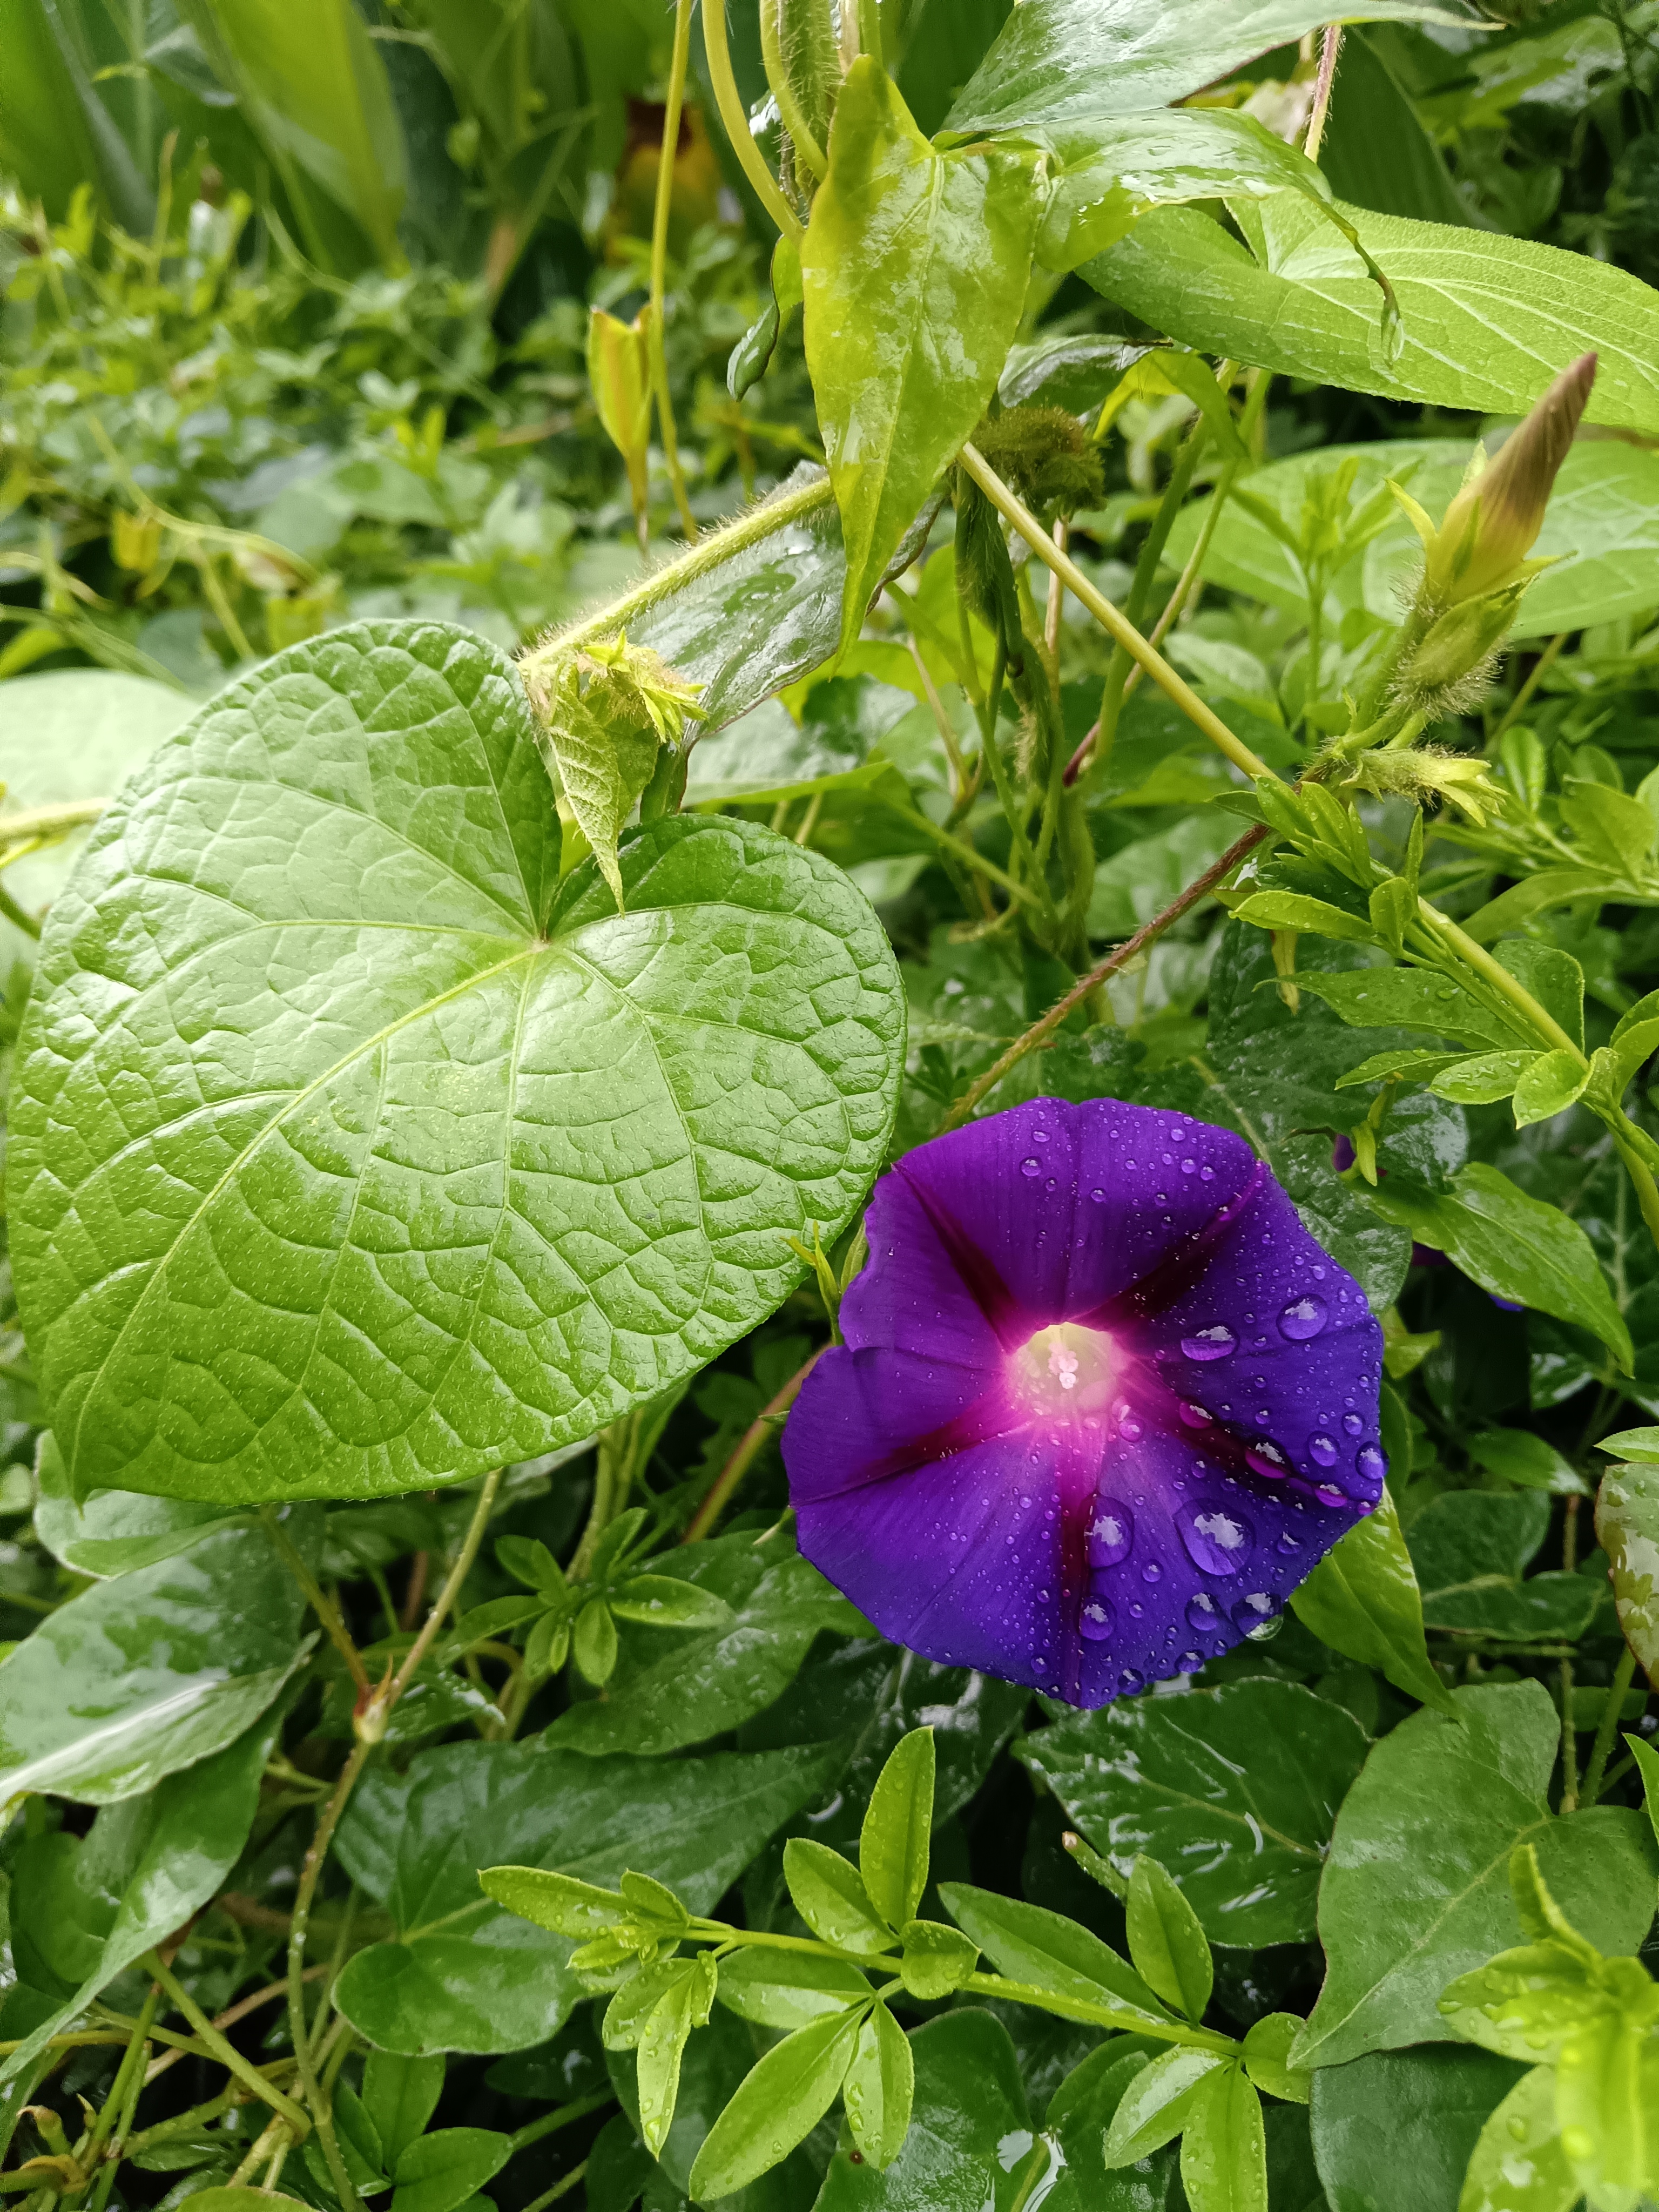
xmin=11 ymin=622 xmax=904 ymax=1503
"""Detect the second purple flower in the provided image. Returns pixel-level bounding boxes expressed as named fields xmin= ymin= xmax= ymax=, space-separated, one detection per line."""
xmin=784 ymin=1097 xmax=1386 ymax=1707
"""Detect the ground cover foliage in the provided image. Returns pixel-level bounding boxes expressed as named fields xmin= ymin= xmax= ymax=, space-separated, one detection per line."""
xmin=1 ymin=2 xmax=1659 ymax=2209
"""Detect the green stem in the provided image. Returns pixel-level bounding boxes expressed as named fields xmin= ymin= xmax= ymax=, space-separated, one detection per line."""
xmin=1491 ymin=631 xmax=1567 ymax=744
xmin=506 ymin=2092 xmax=615 ymax=2156
xmin=517 ymin=2164 xmax=589 ymax=2212
xmin=649 ymin=0 xmax=700 ymax=541
xmin=260 ymin=1508 xmax=368 ymax=1692
xmin=1583 ymin=1644 xmax=1640 ymax=1804
xmin=1559 ymin=1496 xmax=1581 ymax=1812
xmin=142 ymin=1957 xmax=309 ymax=2140
xmin=0 ymin=882 xmax=40 ymax=940
xmin=683 ymin=1351 xmax=821 ymax=1542
xmin=522 ymin=475 xmax=833 ymax=672
xmin=963 ymin=1973 xmax=1235 ymax=2054
xmin=701 ymin=0 xmax=802 ymax=243
xmin=899 ymin=806 xmax=1048 ymax=915
xmin=958 ymin=443 xmax=1273 ymax=782
xmin=1093 ymin=410 xmax=1211 ymax=775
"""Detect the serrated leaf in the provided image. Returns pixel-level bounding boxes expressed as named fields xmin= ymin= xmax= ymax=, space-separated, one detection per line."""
xmin=11 ymin=621 xmax=903 ymax=1504
xmin=1127 ymin=1854 xmax=1213 ymax=2024
xmin=859 ymin=1729 xmax=934 ymax=1934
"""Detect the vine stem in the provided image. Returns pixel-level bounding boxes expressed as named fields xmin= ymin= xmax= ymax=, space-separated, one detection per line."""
xmin=1559 ymin=1496 xmax=1582 ymax=1811
xmin=260 ymin=1509 xmax=368 ymax=1692
xmin=520 ymin=475 xmax=833 ymax=674
xmin=141 ymin=1957 xmax=309 ymax=2141
xmin=956 ymin=444 xmax=1274 ymax=781
xmin=943 ymin=823 xmax=1268 ymax=1128
xmin=284 ymin=1470 xmax=503 ymax=2212
xmin=1303 ymin=26 xmax=1344 ymax=164
xmin=1583 ymin=1644 xmax=1640 ymax=1803
xmin=1491 ymin=631 xmax=1567 ymax=743
xmin=683 ymin=1351 xmax=822 ymax=1541
xmin=700 ymin=0 xmax=803 ymax=244
xmin=649 ymin=0 xmax=700 ymax=541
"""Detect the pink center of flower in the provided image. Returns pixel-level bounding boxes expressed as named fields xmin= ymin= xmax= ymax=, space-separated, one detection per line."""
xmin=1010 ymin=1322 xmax=1118 ymax=1419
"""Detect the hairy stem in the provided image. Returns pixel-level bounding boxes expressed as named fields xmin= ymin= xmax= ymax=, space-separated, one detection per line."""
xmin=701 ymin=0 xmax=803 ymax=243
xmin=957 ymin=444 xmax=1273 ymax=781
xmin=1303 ymin=25 xmax=1345 ymax=164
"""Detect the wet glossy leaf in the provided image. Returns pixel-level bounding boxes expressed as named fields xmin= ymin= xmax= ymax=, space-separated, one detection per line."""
xmin=32 ymin=1433 xmax=251 ymax=1579
xmin=803 ymin=58 xmax=1040 ymax=657
xmin=1126 ymin=1855 xmax=1212 ymax=2024
xmin=785 ymin=1839 xmax=894 ymax=1957
xmin=1083 ymin=199 xmax=1659 ymax=435
xmin=1180 ymin=2066 xmax=1267 ymax=2212
xmin=1406 ymin=1492 xmax=1600 ymax=1641
xmin=1595 ymin=1460 xmax=1659 ymax=1680
xmin=608 ymin=2002 xmax=822 ymax=2209
xmin=945 ymin=0 xmax=1482 ymax=136
xmin=333 ymin=1737 xmax=838 ymax=2052
xmin=1290 ymin=1486 xmax=1459 ymax=1715
xmin=1293 ymin=1682 xmax=1659 ymax=2069
xmin=1104 ymin=2047 xmax=1229 ymax=2166
xmin=938 ymin=1886 xmax=1172 ymax=2026
xmin=389 ymin=2129 xmax=510 ymax=2212
xmin=716 ymin=1948 xmax=872 ymax=2032
xmin=1308 ymin=2046 xmax=1528 ymax=2212
xmin=0 ymin=1703 xmax=283 ymax=2086
xmin=636 ymin=1958 xmax=715 ymax=2158
xmin=1020 ymin=1681 xmax=1371 ymax=1947
xmin=543 ymin=1535 xmax=860 ymax=1757
xmin=842 ymin=2002 xmax=913 ymax=2170
xmin=0 ymin=1518 xmax=311 ymax=1810
xmin=1241 ymin=2016 xmax=1310 ymax=2106
xmin=363 ymin=2053 xmax=445 ymax=2170
xmin=812 ymin=2011 xmax=1028 ymax=2210
xmin=1456 ymin=2063 xmax=1578 ymax=2212
xmin=12 ymin=622 xmax=903 ymax=1503
xmin=860 ymin=1729 xmax=934 ymax=1934
xmin=1368 ymin=1164 xmax=1633 ymax=1370
xmin=686 ymin=2003 xmax=865 ymax=2201
xmin=1466 ymin=1430 xmax=1588 ymax=1496
xmin=1042 ymin=2042 xmax=1188 ymax=2212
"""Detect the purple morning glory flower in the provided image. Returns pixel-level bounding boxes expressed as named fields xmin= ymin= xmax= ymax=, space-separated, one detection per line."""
xmin=783 ymin=1097 xmax=1385 ymax=1707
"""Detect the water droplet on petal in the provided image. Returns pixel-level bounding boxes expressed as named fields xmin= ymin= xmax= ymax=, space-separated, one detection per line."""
xmin=1246 ymin=1440 xmax=1289 ymax=1480
xmin=1087 ymin=1499 xmax=1133 ymax=1568
xmin=1342 ymin=1412 xmax=1364 ymax=1436
xmin=1178 ymin=1650 xmax=1204 ymax=1672
xmin=1186 ymin=1593 xmax=1220 ymax=1631
xmin=1309 ymin=1433 xmax=1339 ymax=1467
xmin=1021 ymin=1157 xmax=1041 ymax=1178
xmin=1356 ymin=1444 xmax=1387 ymax=1484
xmin=1276 ymin=1532 xmax=1302 ymax=1555
xmin=1142 ymin=1562 xmax=1162 ymax=1583
xmin=1316 ymin=1482 xmax=1348 ymax=1508
xmin=1177 ymin=1504 xmax=1255 ymax=1576
xmin=1278 ymin=1294 xmax=1328 ymax=1341
xmin=1120 ymin=1668 xmax=1145 ymax=1694
xmin=1118 ymin=1414 xmax=1144 ymax=1443
xmin=1179 ymin=1402 xmax=1211 ymax=1429
xmin=1090 ymin=1187 xmax=1107 ymax=1203
xmin=1236 ymin=1593 xmax=1282 ymax=1640
xmin=1080 ymin=1596 xmax=1115 ymax=1641
xmin=1181 ymin=1325 xmax=1237 ymax=1364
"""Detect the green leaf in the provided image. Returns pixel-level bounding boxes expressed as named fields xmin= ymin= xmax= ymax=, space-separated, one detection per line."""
xmin=811 ymin=2012 xmax=1028 ymax=2209
xmin=686 ymin=2005 xmax=865 ymax=2202
xmin=0 ymin=0 xmax=133 ymax=223
xmin=496 ymin=1536 xmax=567 ymax=1597
xmin=1367 ymin=1163 xmax=1633 ymax=1371
xmin=944 ymin=0 xmax=1482 ymax=136
xmin=1104 ymin=2047 xmax=1230 ymax=2166
xmin=1181 ymin=2066 xmax=1267 ymax=2212
xmin=1467 ymin=1429 xmax=1589 ymax=1497
xmin=896 ymin=1920 xmax=979 ymax=2002
xmin=802 ymin=59 xmax=1040 ymax=658
xmin=1242 ymin=2017 xmax=1311 ymax=2107
xmin=544 ymin=1539 xmax=857 ymax=1757
xmin=937 ymin=1885 xmax=1172 ymax=2027
xmin=1595 ymin=1461 xmax=1659 ymax=1682
xmin=572 ymin=1599 xmax=618 ymax=1687
xmin=362 ymin=2054 xmax=445 ymax=2171
xmin=783 ymin=1839 xmax=895 ymax=1957
xmin=605 ymin=1575 xmax=733 ymax=1629
xmin=759 ymin=0 xmax=838 ymax=178
xmin=842 ymin=2002 xmax=913 ymax=2170
xmin=1126 ymin=1856 xmax=1213 ymax=2024
xmin=475 ymin=1870 xmax=623 ymax=1939
xmin=175 ymin=0 xmax=406 ymax=267
xmin=1599 ymin=1430 xmax=1659 ymax=1462
xmin=33 ymin=1434 xmax=252 ymax=1578
xmin=1232 ymin=892 xmax=1378 ymax=943
xmin=1290 ymin=1486 xmax=1459 ymax=1716
xmin=0 ymin=1520 xmax=310 ymax=1811
xmin=1321 ymin=26 xmax=1470 ymax=226
xmin=860 ymin=1729 xmax=935 ymax=1934
xmin=637 ymin=1958 xmax=716 ymax=2157
xmin=1292 ymin=1682 xmax=1659 ymax=2071
xmin=334 ymin=1738 xmax=838 ymax=2053
xmin=1628 ymin=1734 xmax=1659 ymax=1851
xmin=1559 ymin=778 xmax=1658 ymax=877
xmin=1307 ymin=2047 xmax=1529 ymax=2212
xmin=0 ymin=670 xmax=188 ymax=967
xmin=1458 ymin=2064 xmax=1579 ymax=2212
xmin=1293 ymin=968 xmax=1528 ymax=1053
xmin=12 ymin=622 xmax=903 ymax=1505
xmin=714 ymin=1949 xmax=873 ymax=2032
xmin=1429 ymin=1051 xmax=1542 ymax=1105
xmin=1019 ymin=1681 xmax=1371 ymax=1947
xmin=1554 ymin=2013 xmax=1655 ymax=2212
xmin=1082 ymin=197 xmax=1659 ymax=435
xmin=0 ymin=1705 xmax=284 ymax=2087
xmin=389 ymin=2130 xmax=510 ymax=2212
xmin=1437 ymin=1941 xmax=1606 ymax=2066
xmin=1407 ymin=1492 xmax=1600 ymax=1641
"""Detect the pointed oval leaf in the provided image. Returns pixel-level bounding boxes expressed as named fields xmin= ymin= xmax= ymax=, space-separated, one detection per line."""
xmin=1103 ymin=2046 xmax=1229 ymax=2167
xmin=859 ymin=1728 xmax=934 ymax=1933
xmin=685 ymin=2006 xmax=865 ymax=2203
xmin=716 ymin=1948 xmax=872 ymax=2032
xmin=842 ymin=2002 xmax=914 ymax=2171
xmin=11 ymin=622 xmax=903 ymax=1503
xmin=1290 ymin=1485 xmax=1460 ymax=1716
xmin=1126 ymin=1854 xmax=1213 ymax=2025
xmin=1179 ymin=2066 xmax=1267 ymax=2212
xmin=783 ymin=1838 xmax=894 ymax=1957
xmin=1595 ymin=1461 xmax=1659 ymax=1681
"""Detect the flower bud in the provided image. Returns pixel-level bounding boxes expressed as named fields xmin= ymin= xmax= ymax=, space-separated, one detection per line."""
xmin=1399 ymin=586 xmax=1524 ymax=692
xmin=1418 ymin=352 xmax=1595 ymax=606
